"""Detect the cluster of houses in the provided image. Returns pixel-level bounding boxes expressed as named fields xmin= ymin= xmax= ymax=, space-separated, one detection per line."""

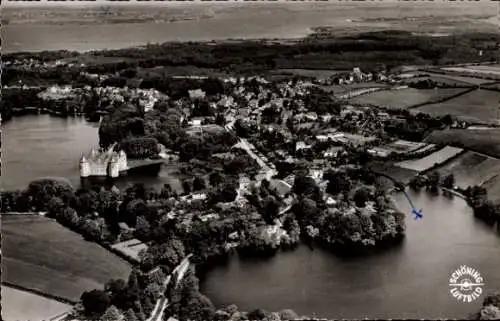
xmin=37 ymin=85 xmax=168 ymax=112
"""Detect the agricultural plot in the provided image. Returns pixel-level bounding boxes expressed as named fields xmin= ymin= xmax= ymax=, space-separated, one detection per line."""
xmin=1 ymin=285 xmax=72 ymax=321
xmin=384 ymin=140 xmax=427 ymax=154
xmin=425 ymin=128 xmax=500 ymax=159
xmin=442 ymin=65 xmax=500 ymax=77
xmin=434 ymin=151 xmax=500 ymax=188
xmin=320 ymin=82 xmax=388 ymax=95
xmin=394 ymin=146 xmax=463 ymax=172
xmin=2 ymin=215 xmax=132 ymax=303
xmin=349 ymin=88 xmax=467 ymax=109
xmin=424 ymin=71 xmax=493 ymax=85
xmin=414 ymin=89 xmax=500 ymax=124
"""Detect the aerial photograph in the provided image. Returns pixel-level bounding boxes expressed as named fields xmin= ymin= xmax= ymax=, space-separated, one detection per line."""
xmin=2 ymin=1 xmax=500 ymax=320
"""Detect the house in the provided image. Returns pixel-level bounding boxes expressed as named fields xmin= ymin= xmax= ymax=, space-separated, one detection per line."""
xmin=309 ymin=169 xmax=323 ymax=181
xmin=304 ymin=112 xmax=318 ymax=122
xmin=188 ymin=89 xmax=206 ymax=99
xmin=326 ymin=197 xmax=337 ymax=207
xmin=192 ymin=193 xmax=207 ymax=201
xmin=296 ymin=141 xmax=312 ymax=151
xmin=378 ymin=112 xmax=390 ymax=120
xmin=367 ymin=148 xmax=390 ymax=158
xmin=269 ymin=179 xmax=292 ymax=198
xmin=324 ymin=146 xmax=344 ymax=158
xmin=283 ymin=174 xmax=295 ymax=186
xmin=316 ymin=135 xmax=329 ymax=143
xmin=189 ymin=118 xmax=204 ymax=127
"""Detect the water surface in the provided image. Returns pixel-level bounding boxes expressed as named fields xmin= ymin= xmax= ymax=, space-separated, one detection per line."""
xmin=201 ymin=191 xmax=500 ymax=319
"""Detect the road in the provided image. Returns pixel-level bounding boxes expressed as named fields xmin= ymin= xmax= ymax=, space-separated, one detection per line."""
xmin=147 ymin=255 xmax=192 ymax=321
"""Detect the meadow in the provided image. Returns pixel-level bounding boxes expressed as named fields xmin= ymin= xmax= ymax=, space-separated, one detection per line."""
xmin=422 ymin=71 xmax=494 ymax=85
xmin=1 ymin=285 xmax=72 ymax=321
xmin=394 ymin=146 xmax=463 ymax=173
xmin=425 ymin=128 xmax=500 ymax=159
xmin=414 ymin=89 xmax=500 ymax=124
xmin=2 ymin=215 xmax=132 ymax=303
xmin=442 ymin=65 xmax=500 ymax=77
xmin=433 ymin=151 xmax=500 ymax=202
xmin=349 ymin=88 xmax=467 ymax=109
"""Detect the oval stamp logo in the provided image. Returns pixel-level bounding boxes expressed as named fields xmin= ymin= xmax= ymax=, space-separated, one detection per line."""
xmin=449 ymin=265 xmax=484 ymax=303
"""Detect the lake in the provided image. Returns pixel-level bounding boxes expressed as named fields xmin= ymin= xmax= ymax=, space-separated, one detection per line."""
xmin=201 ymin=190 xmax=500 ymax=319
xmin=3 ymin=2 xmax=497 ymax=53
xmin=0 ymin=115 xmax=182 ymax=192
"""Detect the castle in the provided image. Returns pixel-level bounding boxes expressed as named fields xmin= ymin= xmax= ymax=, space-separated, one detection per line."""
xmin=79 ymin=143 xmax=128 ymax=178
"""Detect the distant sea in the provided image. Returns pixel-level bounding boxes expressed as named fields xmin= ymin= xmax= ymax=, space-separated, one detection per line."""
xmin=3 ymin=2 xmax=497 ymax=53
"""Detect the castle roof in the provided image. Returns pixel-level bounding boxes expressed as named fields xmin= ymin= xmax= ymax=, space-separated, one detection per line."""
xmin=80 ymin=155 xmax=87 ymax=162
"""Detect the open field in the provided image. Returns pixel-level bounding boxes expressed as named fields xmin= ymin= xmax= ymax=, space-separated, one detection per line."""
xmin=433 ymin=150 xmax=500 ymax=202
xmin=111 ymin=239 xmax=148 ymax=262
xmin=425 ymin=128 xmax=500 ymax=159
xmin=2 ymin=215 xmax=132 ymax=303
xmin=1 ymin=285 xmax=72 ymax=321
xmin=270 ymin=69 xmax=347 ymax=79
xmin=423 ymin=71 xmax=494 ymax=85
xmin=394 ymin=146 xmax=463 ymax=172
xmin=320 ymin=82 xmax=388 ymax=95
xmin=442 ymin=65 xmax=500 ymax=77
xmin=434 ymin=151 xmax=500 ymax=188
xmin=414 ymin=89 xmax=500 ymax=123
xmin=370 ymin=161 xmax=419 ymax=184
xmin=349 ymin=88 xmax=467 ymax=109
xmin=383 ymin=140 xmax=427 ymax=154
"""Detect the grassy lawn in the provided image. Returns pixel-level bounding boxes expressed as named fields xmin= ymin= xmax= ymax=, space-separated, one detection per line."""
xmin=1 ymin=285 xmax=72 ymax=321
xmin=414 ymin=89 xmax=500 ymax=123
xmin=425 ymin=128 xmax=500 ymax=159
xmin=349 ymin=88 xmax=467 ymax=109
xmin=2 ymin=215 xmax=132 ymax=303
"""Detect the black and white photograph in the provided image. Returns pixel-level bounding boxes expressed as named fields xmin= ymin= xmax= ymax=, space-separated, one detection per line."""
xmin=2 ymin=1 xmax=500 ymax=320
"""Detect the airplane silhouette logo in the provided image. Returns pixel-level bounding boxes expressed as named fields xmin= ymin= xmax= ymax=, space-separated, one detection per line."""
xmin=411 ymin=208 xmax=423 ymax=220
xmin=402 ymin=190 xmax=423 ymax=220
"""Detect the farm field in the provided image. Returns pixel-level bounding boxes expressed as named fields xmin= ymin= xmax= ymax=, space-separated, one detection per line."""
xmin=370 ymin=161 xmax=419 ymax=184
xmin=394 ymin=146 xmax=464 ymax=172
xmin=424 ymin=71 xmax=495 ymax=85
xmin=442 ymin=65 xmax=500 ymax=77
xmin=434 ymin=151 xmax=500 ymax=188
xmin=270 ymin=69 xmax=347 ymax=79
xmin=320 ymin=82 xmax=388 ymax=95
xmin=2 ymin=215 xmax=132 ymax=303
xmin=425 ymin=128 xmax=500 ymax=159
xmin=414 ymin=89 xmax=500 ymax=123
xmin=382 ymin=140 xmax=427 ymax=154
xmin=1 ymin=285 xmax=72 ymax=321
xmin=349 ymin=87 xmax=467 ymax=109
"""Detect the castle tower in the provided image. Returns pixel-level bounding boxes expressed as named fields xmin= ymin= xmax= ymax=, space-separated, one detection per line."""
xmin=107 ymin=154 xmax=120 ymax=178
xmin=118 ymin=150 xmax=128 ymax=172
xmin=80 ymin=155 xmax=91 ymax=178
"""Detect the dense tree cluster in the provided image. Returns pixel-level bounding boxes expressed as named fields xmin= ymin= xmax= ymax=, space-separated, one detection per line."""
xmin=79 ymin=267 xmax=166 ymax=320
xmin=476 ymin=292 xmax=500 ymax=320
xmin=292 ymin=168 xmax=405 ymax=249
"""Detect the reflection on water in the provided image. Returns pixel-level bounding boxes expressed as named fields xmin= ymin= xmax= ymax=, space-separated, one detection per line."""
xmin=200 ymin=190 xmax=500 ymax=319
xmin=1 ymin=115 xmax=182 ymax=192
